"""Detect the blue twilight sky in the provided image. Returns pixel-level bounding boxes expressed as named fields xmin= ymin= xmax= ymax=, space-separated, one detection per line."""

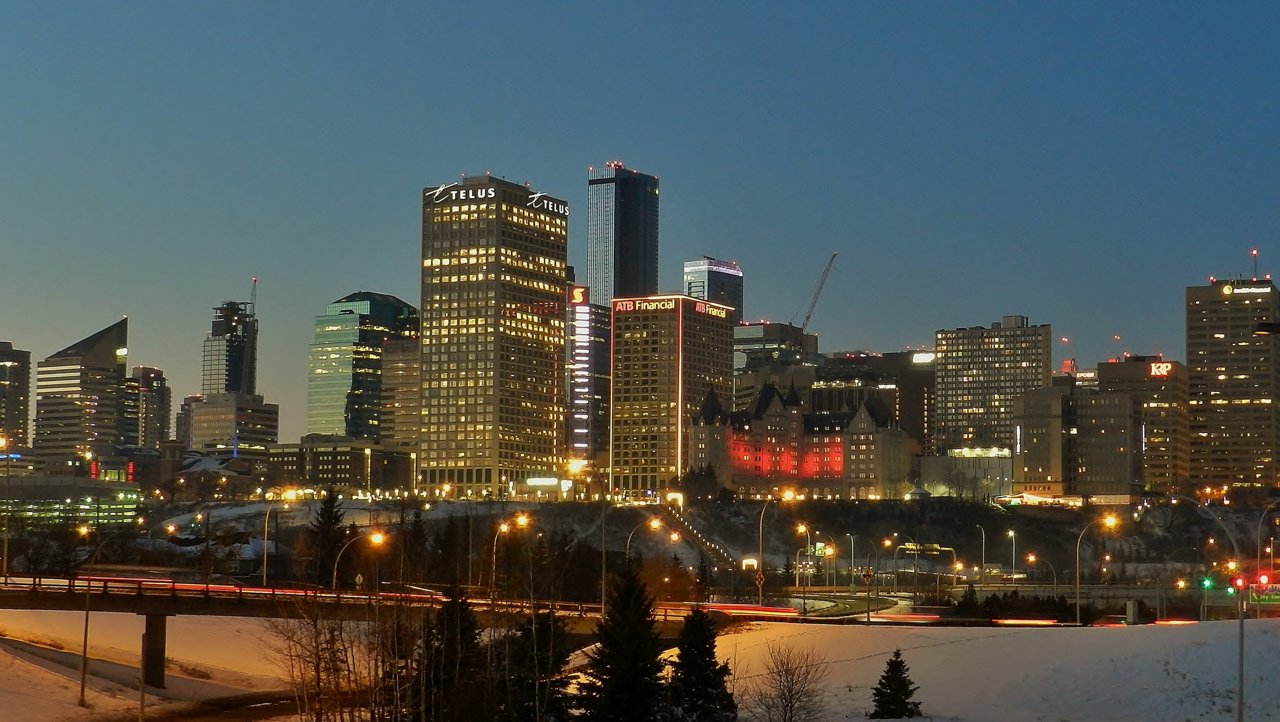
xmin=1 ymin=3 xmax=1278 ymax=440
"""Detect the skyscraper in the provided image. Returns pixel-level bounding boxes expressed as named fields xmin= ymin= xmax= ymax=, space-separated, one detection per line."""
xmin=610 ymin=294 xmax=734 ymax=496
xmin=1097 ymin=355 xmax=1189 ymax=495
xmin=586 ymin=162 xmax=659 ymax=302
xmin=122 ymin=366 xmax=171 ymax=448
xmin=201 ymin=300 xmax=258 ymax=396
xmin=34 ymin=318 xmax=128 ymax=467
xmin=307 ymin=291 xmax=417 ymax=441
xmin=1186 ymin=278 xmax=1280 ymax=488
xmin=934 ymin=316 xmax=1052 ymax=451
xmin=420 ymin=174 xmax=568 ymax=497
xmin=684 ymin=257 xmax=744 ymax=324
xmin=0 ymin=342 xmax=31 ymax=449
xmin=379 ymin=337 xmax=421 ymax=454
xmin=187 ymin=392 xmax=279 ymax=464
xmin=565 ymin=285 xmax=611 ymax=466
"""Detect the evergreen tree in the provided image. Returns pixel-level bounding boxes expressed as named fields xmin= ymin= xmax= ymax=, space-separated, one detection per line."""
xmin=577 ymin=563 xmax=665 ymax=722
xmin=308 ymin=487 xmax=345 ymax=585
xmin=420 ymin=586 xmax=488 ymax=721
xmin=670 ymin=607 xmax=736 ymax=721
xmin=869 ymin=648 xmax=921 ymax=719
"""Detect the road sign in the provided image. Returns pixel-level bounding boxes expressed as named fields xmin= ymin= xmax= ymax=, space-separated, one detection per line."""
xmin=755 ymin=571 xmax=765 ymax=585
xmin=862 ymin=571 xmax=873 ymax=583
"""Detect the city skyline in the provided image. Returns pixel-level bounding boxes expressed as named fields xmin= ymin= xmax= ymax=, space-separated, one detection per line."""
xmin=2 ymin=4 xmax=1277 ymax=440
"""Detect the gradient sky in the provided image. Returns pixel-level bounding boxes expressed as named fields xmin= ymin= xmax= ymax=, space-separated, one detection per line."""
xmin=1 ymin=3 xmax=1277 ymax=440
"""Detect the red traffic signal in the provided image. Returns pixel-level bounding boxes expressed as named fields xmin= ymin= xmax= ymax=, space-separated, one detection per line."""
xmin=1233 ymin=577 xmax=1246 ymax=590
xmin=1259 ymin=574 xmax=1271 ymax=586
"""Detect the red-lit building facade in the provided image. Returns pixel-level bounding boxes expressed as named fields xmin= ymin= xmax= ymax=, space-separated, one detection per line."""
xmin=689 ymin=384 xmax=917 ymax=499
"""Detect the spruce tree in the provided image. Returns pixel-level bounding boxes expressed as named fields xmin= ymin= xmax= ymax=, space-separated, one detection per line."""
xmin=670 ymin=607 xmax=736 ymax=721
xmin=869 ymin=648 xmax=921 ymax=719
xmin=308 ymin=487 xmax=345 ymax=585
xmin=577 ymin=563 xmax=665 ymax=722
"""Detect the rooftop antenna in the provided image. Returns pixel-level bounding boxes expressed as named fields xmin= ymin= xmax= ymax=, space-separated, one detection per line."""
xmin=1252 ymin=248 xmax=1259 ymax=280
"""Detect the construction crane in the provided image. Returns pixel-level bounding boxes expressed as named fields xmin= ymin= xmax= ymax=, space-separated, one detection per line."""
xmin=791 ymin=251 xmax=838 ymax=331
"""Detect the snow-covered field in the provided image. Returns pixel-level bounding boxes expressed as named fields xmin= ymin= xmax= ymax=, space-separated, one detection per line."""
xmin=723 ymin=619 xmax=1280 ymax=721
xmin=0 ymin=605 xmax=1275 ymax=721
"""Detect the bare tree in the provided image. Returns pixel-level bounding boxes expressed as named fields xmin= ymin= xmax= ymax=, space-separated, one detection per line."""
xmin=739 ymin=642 xmax=829 ymax=722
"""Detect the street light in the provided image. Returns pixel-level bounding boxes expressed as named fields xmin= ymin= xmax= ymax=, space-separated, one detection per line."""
xmin=331 ymin=531 xmax=386 ymax=590
xmin=262 ymin=499 xmax=290 ymax=587
xmin=1170 ymin=493 xmax=1246 ymax=722
xmin=974 ymin=525 xmax=986 ymax=587
xmin=1027 ymin=552 xmax=1057 ymax=593
xmin=1006 ymin=530 xmax=1016 ymax=587
xmin=625 ymin=517 xmax=664 ymax=557
xmin=1255 ymin=500 xmax=1280 ymax=618
xmin=490 ymin=513 xmax=532 ymax=600
xmin=1075 ymin=514 xmax=1118 ymax=625
xmin=754 ymin=490 xmax=796 ymax=606
xmin=795 ymin=523 xmax=813 ymax=589
xmin=0 ymin=435 xmax=10 ymax=579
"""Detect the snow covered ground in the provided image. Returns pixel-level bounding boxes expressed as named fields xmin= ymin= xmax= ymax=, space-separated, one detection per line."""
xmin=0 ymin=609 xmax=287 ymax=721
xmin=0 ymin=604 xmax=1275 ymax=720
xmin=722 ymin=619 xmax=1280 ymax=721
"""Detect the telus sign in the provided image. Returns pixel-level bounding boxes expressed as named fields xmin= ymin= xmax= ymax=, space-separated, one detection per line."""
xmin=425 ymin=182 xmax=569 ymax=216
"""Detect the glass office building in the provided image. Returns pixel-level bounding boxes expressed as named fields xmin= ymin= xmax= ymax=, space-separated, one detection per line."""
xmin=306 ymin=292 xmax=417 ymax=441
xmin=586 ymin=161 xmax=659 ymax=303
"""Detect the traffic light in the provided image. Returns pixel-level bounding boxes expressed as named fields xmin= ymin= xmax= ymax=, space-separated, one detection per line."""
xmin=1259 ymin=573 xmax=1271 ymax=586
xmin=1228 ymin=577 xmax=1245 ymax=595
xmin=1201 ymin=577 xmax=1214 ymax=590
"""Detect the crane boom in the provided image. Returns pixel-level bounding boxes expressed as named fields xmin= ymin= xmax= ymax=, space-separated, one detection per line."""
xmin=795 ymin=251 xmax=837 ymax=331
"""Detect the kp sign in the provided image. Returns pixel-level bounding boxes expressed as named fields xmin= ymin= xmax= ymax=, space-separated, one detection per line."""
xmin=1149 ymin=362 xmax=1173 ymax=378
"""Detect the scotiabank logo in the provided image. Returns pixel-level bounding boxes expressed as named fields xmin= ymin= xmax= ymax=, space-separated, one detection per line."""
xmin=1149 ymin=362 xmax=1173 ymax=377
xmin=570 ymin=287 xmax=588 ymax=305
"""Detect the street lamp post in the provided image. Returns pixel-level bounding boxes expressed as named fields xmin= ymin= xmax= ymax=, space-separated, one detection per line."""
xmin=1171 ymin=494 xmax=1245 ymax=722
xmin=625 ymin=517 xmax=664 ymax=558
xmin=1255 ymin=501 xmax=1280 ymax=618
xmin=756 ymin=497 xmax=773 ymax=606
xmin=331 ymin=531 xmax=386 ymax=590
xmin=1006 ymin=530 xmax=1016 ymax=587
xmin=795 ymin=523 xmax=813 ymax=591
xmin=1027 ymin=553 xmax=1057 ymax=594
xmin=975 ymin=525 xmax=986 ymax=588
xmin=1075 ymin=514 xmax=1118 ymax=625
xmin=490 ymin=513 xmax=531 ymax=600
xmin=262 ymin=499 xmax=289 ymax=587
xmin=793 ymin=547 xmax=807 ymax=614
xmin=1 ymin=435 xmax=10 ymax=579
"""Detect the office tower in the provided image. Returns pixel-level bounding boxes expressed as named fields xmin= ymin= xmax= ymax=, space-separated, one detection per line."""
xmin=307 ymin=291 xmax=417 ymax=441
xmin=201 ymin=300 xmax=258 ymax=396
xmin=175 ymin=394 xmax=202 ymax=450
xmin=1186 ymin=278 xmax=1280 ymax=488
xmin=610 ymin=295 xmax=734 ymax=496
xmin=684 ymin=257 xmax=744 ymax=324
xmin=1097 ymin=356 xmax=1190 ymax=495
xmin=820 ymin=351 xmax=937 ymax=455
xmin=380 ymin=337 xmax=421 ymax=454
xmin=586 ymin=162 xmax=659 ymax=302
xmin=33 ymin=318 xmax=128 ymax=467
xmin=186 ymin=392 xmax=279 ymax=464
xmin=566 ymin=285 xmax=611 ymax=465
xmin=420 ymin=174 xmax=568 ymax=497
xmin=0 ymin=342 xmax=31 ymax=449
xmin=934 ymin=316 xmax=1051 ymax=452
xmin=1013 ymin=378 xmax=1143 ymax=504
xmin=121 ymin=366 xmax=171 ymax=448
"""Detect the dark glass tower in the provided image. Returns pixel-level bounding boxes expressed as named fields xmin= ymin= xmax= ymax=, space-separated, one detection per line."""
xmin=307 ymin=291 xmax=418 ymax=441
xmin=202 ymin=300 xmax=258 ymax=396
xmin=0 ymin=342 xmax=31 ymax=449
xmin=586 ymin=162 xmax=659 ymax=302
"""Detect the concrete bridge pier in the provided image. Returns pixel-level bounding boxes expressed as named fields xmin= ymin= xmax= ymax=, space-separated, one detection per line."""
xmin=140 ymin=613 xmax=168 ymax=688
